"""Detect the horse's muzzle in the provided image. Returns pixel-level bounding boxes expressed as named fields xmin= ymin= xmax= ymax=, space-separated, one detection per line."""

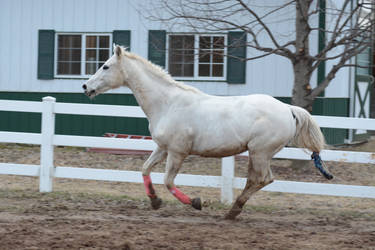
xmin=82 ymin=84 xmax=96 ymax=98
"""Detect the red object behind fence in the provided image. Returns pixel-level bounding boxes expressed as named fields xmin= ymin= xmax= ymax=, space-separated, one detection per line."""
xmin=87 ymin=133 xmax=153 ymax=155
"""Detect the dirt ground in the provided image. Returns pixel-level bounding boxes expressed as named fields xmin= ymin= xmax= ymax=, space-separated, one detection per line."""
xmin=0 ymin=140 xmax=375 ymax=249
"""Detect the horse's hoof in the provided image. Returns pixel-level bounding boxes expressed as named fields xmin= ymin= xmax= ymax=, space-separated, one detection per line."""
xmin=151 ymin=197 xmax=162 ymax=210
xmin=191 ymin=197 xmax=202 ymax=210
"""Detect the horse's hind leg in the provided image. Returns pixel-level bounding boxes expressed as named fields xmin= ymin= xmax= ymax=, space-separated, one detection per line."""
xmin=225 ymin=153 xmax=273 ymax=220
xmin=142 ymin=146 xmax=167 ymax=209
xmin=164 ymin=152 xmax=202 ymax=210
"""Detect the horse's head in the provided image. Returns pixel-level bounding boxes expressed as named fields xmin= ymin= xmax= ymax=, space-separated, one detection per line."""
xmin=82 ymin=45 xmax=127 ymax=98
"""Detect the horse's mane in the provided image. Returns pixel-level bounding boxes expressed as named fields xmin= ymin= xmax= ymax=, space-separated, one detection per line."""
xmin=124 ymin=51 xmax=202 ymax=94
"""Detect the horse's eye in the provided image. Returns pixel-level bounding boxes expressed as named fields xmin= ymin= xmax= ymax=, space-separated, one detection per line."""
xmin=103 ymin=65 xmax=109 ymax=70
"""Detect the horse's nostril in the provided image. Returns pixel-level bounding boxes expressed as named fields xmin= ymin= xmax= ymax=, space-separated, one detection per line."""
xmin=82 ymin=84 xmax=87 ymax=90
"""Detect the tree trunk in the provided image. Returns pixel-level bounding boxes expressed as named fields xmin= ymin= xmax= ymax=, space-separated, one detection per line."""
xmin=291 ymin=60 xmax=314 ymax=112
xmin=291 ymin=0 xmax=314 ymax=112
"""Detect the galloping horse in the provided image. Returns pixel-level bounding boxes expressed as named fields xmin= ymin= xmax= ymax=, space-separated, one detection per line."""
xmin=83 ymin=45 xmax=332 ymax=219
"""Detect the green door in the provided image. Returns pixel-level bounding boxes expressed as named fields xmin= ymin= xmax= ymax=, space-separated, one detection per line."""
xmin=353 ymin=47 xmax=373 ymax=140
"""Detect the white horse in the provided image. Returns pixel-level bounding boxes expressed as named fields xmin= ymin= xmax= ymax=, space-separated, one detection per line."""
xmin=83 ymin=45 xmax=331 ymax=219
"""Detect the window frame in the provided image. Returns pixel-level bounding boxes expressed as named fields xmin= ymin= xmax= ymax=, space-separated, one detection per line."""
xmin=166 ymin=33 xmax=227 ymax=81
xmin=54 ymin=32 xmax=113 ymax=79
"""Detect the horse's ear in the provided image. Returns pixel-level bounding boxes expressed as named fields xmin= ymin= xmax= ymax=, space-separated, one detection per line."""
xmin=115 ymin=45 xmax=122 ymax=57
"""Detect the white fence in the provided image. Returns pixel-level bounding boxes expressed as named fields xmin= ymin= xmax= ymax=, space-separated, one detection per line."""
xmin=1 ymin=97 xmax=375 ymax=204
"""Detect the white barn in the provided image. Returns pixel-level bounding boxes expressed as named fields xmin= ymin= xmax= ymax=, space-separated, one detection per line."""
xmin=0 ymin=0 xmax=372 ymax=144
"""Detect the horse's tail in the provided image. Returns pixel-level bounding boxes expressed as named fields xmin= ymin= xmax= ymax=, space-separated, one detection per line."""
xmin=289 ymin=105 xmax=333 ymax=179
xmin=289 ymin=105 xmax=325 ymax=153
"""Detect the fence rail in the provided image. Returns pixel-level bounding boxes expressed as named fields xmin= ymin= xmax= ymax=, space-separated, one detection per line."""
xmin=1 ymin=97 xmax=375 ymax=204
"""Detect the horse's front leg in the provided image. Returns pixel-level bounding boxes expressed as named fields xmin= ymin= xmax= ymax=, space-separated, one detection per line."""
xmin=142 ymin=147 xmax=167 ymax=209
xmin=164 ymin=152 xmax=202 ymax=210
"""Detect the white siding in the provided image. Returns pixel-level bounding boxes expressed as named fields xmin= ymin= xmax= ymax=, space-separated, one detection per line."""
xmin=0 ymin=0 xmax=157 ymax=94
xmin=0 ymin=0 xmax=350 ymax=98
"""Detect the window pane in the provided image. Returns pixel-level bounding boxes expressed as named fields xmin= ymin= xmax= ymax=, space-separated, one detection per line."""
xmin=199 ymin=64 xmax=210 ymax=76
xmin=213 ymin=36 xmax=224 ymax=49
xmin=58 ymin=35 xmax=81 ymax=48
xmin=70 ymin=63 xmax=81 ymax=74
xmin=169 ymin=36 xmax=183 ymax=49
xmin=58 ymin=36 xmax=69 ymax=48
xmin=99 ymin=49 xmax=109 ymax=61
xmin=57 ymin=49 xmax=81 ymax=62
xmin=213 ymin=50 xmax=223 ymax=63
xmin=58 ymin=62 xmax=80 ymax=75
xmin=212 ymin=64 xmax=223 ymax=77
xmin=58 ymin=49 xmax=82 ymax=61
xmin=184 ymin=50 xmax=194 ymax=63
xmin=199 ymin=36 xmax=211 ymax=49
xmin=86 ymin=63 xmax=97 ymax=75
xmin=71 ymin=49 xmax=81 ymax=61
xmin=86 ymin=49 xmax=96 ymax=62
xmin=169 ymin=52 xmax=182 ymax=63
xmin=58 ymin=49 xmax=69 ymax=61
xmin=184 ymin=64 xmax=194 ymax=77
xmin=169 ymin=35 xmax=195 ymax=77
xmin=169 ymin=35 xmax=195 ymax=50
xmin=86 ymin=36 xmax=97 ymax=48
xmin=199 ymin=50 xmax=210 ymax=63
xmin=184 ymin=36 xmax=194 ymax=49
xmin=169 ymin=64 xmax=182 ymax=76
xmin=57 ymin=62 xmax=69 ymax=74
xmin=71 ymin=36 xmax=82 ymax=48
xmin=99 ymin=36 xmax=109 ymax=48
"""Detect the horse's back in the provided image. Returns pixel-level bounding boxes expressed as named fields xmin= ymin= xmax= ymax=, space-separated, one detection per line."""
xmin=181 ymin=94 xmax=296 ymax=157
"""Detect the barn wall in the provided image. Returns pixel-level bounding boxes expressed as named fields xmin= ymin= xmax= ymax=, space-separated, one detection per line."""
xmin=0 ymin=0 xmax=348 ymax=98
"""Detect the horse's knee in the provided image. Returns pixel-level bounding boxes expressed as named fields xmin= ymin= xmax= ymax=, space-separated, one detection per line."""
xmin=249 ymin=169 xmax=273 ymax=187
xmin=142 ymin=148 xmax=167 ymax=176
xmin=164 ymin=176 xmax=174 ymax=190
xmin=141 ymin=166 xmax=149 ymax=176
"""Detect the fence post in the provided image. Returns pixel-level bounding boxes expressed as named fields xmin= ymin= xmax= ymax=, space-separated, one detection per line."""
xmin=221 ymin=156 xmax=235 ymax=204
xmin=40 ymin=96 xmax=56 ymax=192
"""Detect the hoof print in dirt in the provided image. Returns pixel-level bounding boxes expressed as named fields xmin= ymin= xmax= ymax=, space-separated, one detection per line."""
xmin=151 ymin=197 xmax=162 ymax=210
xmin=191 ymin=197 xmax=202 ymax=210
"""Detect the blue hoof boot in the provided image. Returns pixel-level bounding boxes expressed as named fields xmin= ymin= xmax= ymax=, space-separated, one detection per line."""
xmin=311 ymin=152 xmax=333 ymax=180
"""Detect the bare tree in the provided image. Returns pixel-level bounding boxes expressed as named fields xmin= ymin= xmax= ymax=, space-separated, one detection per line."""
xmin=146 ymin=0 xmax=374 ymax=111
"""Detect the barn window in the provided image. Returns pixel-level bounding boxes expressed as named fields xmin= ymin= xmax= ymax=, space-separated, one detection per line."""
xmin=57 ymin=35 xmax=82 ymax=75
xmin=55 ymin=33 xmax=112 ymax=77
xmin=85 ymin=36 xmax=110 ymax=75
xmin=167 ymin=34 xmax=226 ymax=80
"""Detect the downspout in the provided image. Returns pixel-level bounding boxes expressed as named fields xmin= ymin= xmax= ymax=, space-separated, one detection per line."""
xmin=347 ymin=0 xmax=355 ymax=143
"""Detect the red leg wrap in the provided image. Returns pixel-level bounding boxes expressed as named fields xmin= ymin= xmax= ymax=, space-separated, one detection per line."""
xmin=143 ymin=175 xmax=156 ymax=198
xmin=169 ymin=187 xmax=191 ymax=204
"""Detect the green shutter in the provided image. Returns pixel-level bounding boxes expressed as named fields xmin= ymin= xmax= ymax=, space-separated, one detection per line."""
xmin=148 ymin=30 xmax=166 ymax=67
xmin=37 ymin=30 xmax=55 ymax=79
xmin=227 ymin=31 xmax=247 ymax=84
xmin=113 ymin=30 xmax=131 ymax=50
xmin=317 ymin=0 xmax=326 ymax=97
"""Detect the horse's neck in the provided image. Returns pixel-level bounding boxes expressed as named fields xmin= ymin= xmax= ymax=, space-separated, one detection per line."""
xmin=123 ymin=57 xmax=180 ymax=121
